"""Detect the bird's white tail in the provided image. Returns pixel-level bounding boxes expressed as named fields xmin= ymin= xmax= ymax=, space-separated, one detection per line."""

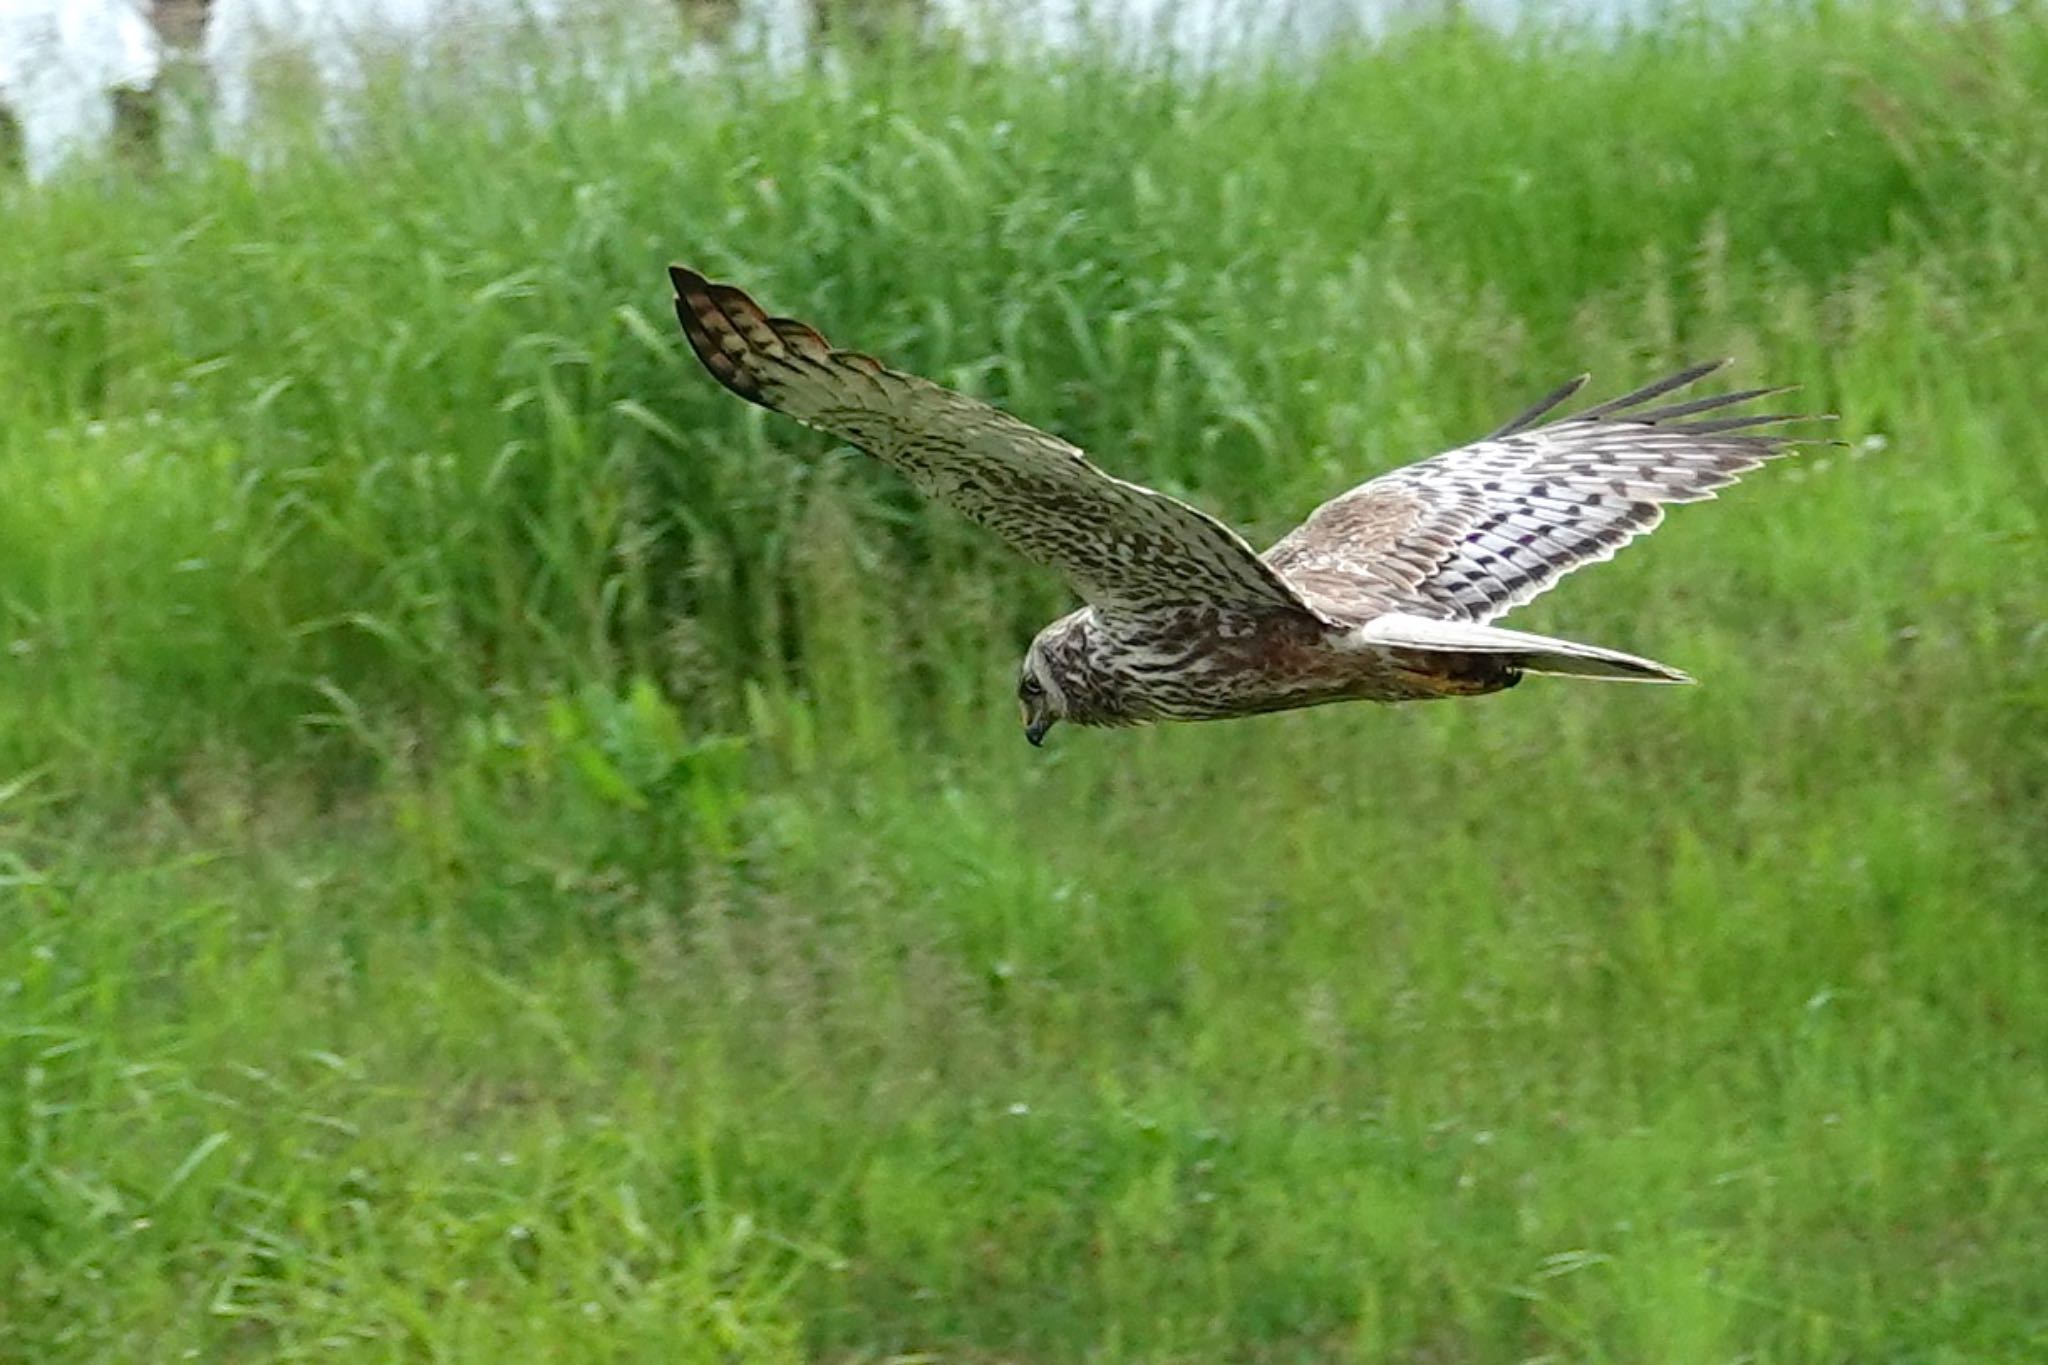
xmin=1356 ymin=612 xmax=1693 ymax=685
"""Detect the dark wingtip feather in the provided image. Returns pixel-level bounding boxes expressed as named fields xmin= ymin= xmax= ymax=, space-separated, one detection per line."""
xmin=1669 ymin=412 xmax=1821 ymax=436
xmin=1627 ymin=383 xmax=1797 ymax=424
xmin=1506 ymin=359 xmax=1835 ymax=445
xmin=1573 ymin=358 xmax=1733 ymax=421
xmin=1488 ymin=373 xmax=1591 ymax=439
xmin=668 ymin=265 xmax=772 ymax=407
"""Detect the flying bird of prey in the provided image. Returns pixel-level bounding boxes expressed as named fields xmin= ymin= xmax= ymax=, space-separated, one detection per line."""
xmin=670 ymin=267 xmax=1826 ymax=746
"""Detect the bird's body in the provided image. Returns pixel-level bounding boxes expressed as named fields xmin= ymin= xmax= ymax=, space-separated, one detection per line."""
xmin=1026 ymin=604 xmax=1521 ymax=726
xmin=668 ymin=267 xmax=1828 ymax=744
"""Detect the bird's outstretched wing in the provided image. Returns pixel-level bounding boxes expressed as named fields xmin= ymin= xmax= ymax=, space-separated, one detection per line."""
xmin=1263 ymin=361 xmax=1829 ymax=623
xmin=670 ymin=267 xmax=1319 ymax=619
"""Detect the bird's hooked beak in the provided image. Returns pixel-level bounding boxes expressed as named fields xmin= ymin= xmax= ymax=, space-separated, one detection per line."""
xmin=1022 ymin=703 xmax=1055 ymax=748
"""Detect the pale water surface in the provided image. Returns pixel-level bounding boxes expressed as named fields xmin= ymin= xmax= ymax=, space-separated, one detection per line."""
xmin=1 ymin=0 xmax=1686 ymax=180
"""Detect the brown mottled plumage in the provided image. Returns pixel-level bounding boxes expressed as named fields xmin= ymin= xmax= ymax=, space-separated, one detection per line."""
xmin=669 ymin=267 xmax=1831 ymax=746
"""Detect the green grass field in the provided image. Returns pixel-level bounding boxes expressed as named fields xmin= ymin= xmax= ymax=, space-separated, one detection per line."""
xmin=3 ymin=4 xmax=2046 ymax=1359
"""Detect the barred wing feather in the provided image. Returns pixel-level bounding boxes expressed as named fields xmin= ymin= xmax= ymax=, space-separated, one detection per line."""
xmin=1265 ymin=361 xmax=1826 ymax=624
xmin=671 ymin=268 xmax=1320 ymax=620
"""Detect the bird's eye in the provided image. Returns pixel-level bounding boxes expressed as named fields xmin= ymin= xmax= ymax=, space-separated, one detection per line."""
xmin=1019 ymin=675 xmax=1044 ymax=700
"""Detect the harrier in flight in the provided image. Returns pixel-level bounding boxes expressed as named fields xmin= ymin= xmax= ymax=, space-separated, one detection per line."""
xmin=671 ymin=267 xmax=1825 ymax=746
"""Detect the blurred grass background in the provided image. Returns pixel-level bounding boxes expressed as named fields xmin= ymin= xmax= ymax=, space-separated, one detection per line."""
xmin=2 ymin=3 xmax=2046 ymax=1359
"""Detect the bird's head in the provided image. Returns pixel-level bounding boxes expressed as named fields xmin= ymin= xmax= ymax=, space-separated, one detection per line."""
xmin=1019 ymin=610 xmax=1122 ymax=746
xmin=1017 ymin=641 xmax=1063 ymax=748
